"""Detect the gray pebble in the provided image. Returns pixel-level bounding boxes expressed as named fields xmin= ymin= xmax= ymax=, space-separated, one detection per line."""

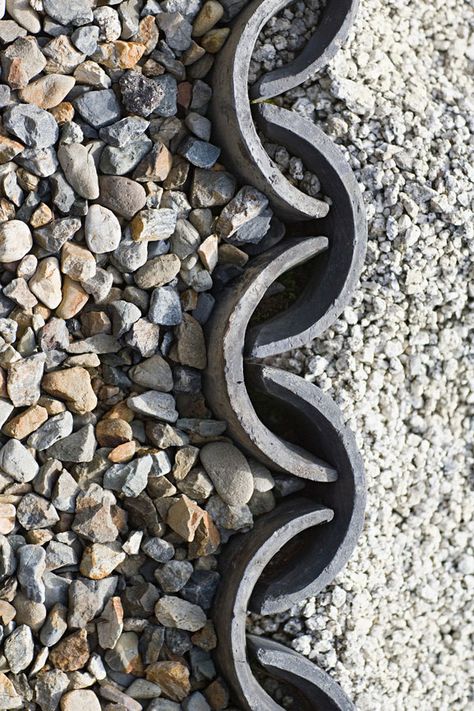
xmin=148 ymin=285 xmax=182 ymax=326
xmin=58 ymin=142 xmax=100 ymax=199
xmin=103 ymin=455 xmax=153 ymax=497
xmin=52 ymin=469 xmax=80 ymax=512
xmin=35 ymin=668 xmax=69 ymax=711
xmin=18 ymin=544 xmax=46 ymax=603
xmin=111 ymin=234 xmax=149 ymax=273
xmin=46 ymin=424 xmax=97 ymax=463
xmin=0 ymin=439 xmax=39 ymax=483
xmin=71 ymin=25 xmax=99 ymax=55
xmin=68 ymin=576 xmax=118 ymax=628
xmin=178 ymin=136 xmax=220 ymax=169
xmin=85 ymin=204 xmax=122 ymax=254
xmin=129 ymin=354 xmax=173 ymax=392
xmin=99 ymin=116 xmax=150 ymax=147
xmin=191 ymin=168 xmax=236 ymax=207
xmin=34 ymin=217 xmax=81 ymax=252
xmin=16 ymin=494 xmax=59 ymax=530
xmin=155 ymin=559 xmax=193 ymax=592
xmin=127 ymin=390 xmax=179 ymax=422
xmin=43 ymin=0 xmax=93 ymax=25
xmin=100 ymin=136 xmax=153 ymax=176
xmin=153 ymin=74 xmax=178 ymax=117
xmin=200 ymin=441 xmax=254 ymax=505
xmin=81 ymin=268 xmax=114 ymax=303
xmin=142 ymin=537 xmax=175 ymax=563
xmin=46 ymin=541 xmax=78 ymax=571
xmin=110 ymin=299 xmax=142 ymax=338
xmin=4 ymin=104 xmax=59 ymax=149
xmin=74 ymin=88 xmax=122 ymax=128
xmin=156 ymin=12 xmax=192 ymax=51
xmin=183 ymin=692 xmax=211 ymax=711
xmin=4 ymin=624 xmax=34 ymax=673
xmin=15 ymin=146 xmax=59 ymax=177
xmin=228 ymin=208 xmax=272 ymax=245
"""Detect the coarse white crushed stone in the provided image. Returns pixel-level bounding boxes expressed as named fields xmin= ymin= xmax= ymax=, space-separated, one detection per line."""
xmin=249 ymin=0 xmax=474 ymax=708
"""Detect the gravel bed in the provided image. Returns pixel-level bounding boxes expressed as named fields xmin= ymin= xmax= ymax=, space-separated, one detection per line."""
xmin=250 ymin=0 xmax=474 ymax=709
xmin=0 ymin=1 xmax=291 ymax=709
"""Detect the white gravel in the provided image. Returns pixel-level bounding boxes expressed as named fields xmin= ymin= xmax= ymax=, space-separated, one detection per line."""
xmin=250 ymin=0 xmax=474 ymax=708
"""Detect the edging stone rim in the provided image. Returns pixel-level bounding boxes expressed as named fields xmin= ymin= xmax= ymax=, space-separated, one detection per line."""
xmin=205 ymin=0 xmax=367 ymax=708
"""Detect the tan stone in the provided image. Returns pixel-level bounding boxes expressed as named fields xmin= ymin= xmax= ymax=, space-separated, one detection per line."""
xmin=50 ymin=101 xmax=75 ymax=125
xmin=172 ymin=446 xmax=199 ymax=481
xmin=96 ymin=418 xmax=133 ymax=447
xmin=0 ymin=135 xmax=24 ymax=164
xmin=167 ymin=495 xmax=205 ymax=542
xmin=80 ymin=543 xmax=126 ymax=580
xmin=5 ymin=57 xmax=29 ymax=90
xmin=80 ymin=310 xmax=111 ymax=337
xmin=61 ymin=242 xmax=96 ymax=282
xmin=17 ymin=168 xmax=39 ymax=192
xmin=0 ymin=503 xmax=16 ymax=534
xmin=132 ymin=142 xmax=172 ymax=183
xmin=218 ymin=242 xmax=249 ymax=266
xmin=134 ymin=253 xmax=181 ymax=289
xmin=198 ymin=234 xmax=218 ymax=271
xmin=188 ymin=512 xmax=220 ymax=558
xmin=56 ymin=276 xmax=89 ymax=319
xmin=26 ymin=529 xmax=52 ymax=545
xmin=97 ymin=596 xmax=123 ymax=650
xmin=191 ymin=620 xmax=217 ymax=651
xmin=42 ymin=366 xmax=97 ymax=415
xmin=182 ymin=41 xmax=206 ymax=66
xmin=60 ymin=690 xmax=101 ymax=711
xmin=136 ymin=15 xmax=160 ymax=54
xmin=169 ymin=314 xmax=207 ymax=370
xmin=145 ymin=661 xmax=190 ymax=702
xmin=200 ymin=27 xmax=230 ymax=53
xmin=2 ymin=404 xmax=48 ymax=439
xmin=19 ymin=74 xmax=76 ymax=109
xmin=205 ymin=678 xmax=230 ymax=710
xmin=0 ymin=600 xmax=16 ymax=625
xmin=37 ymin=396 xmax=66 ymax=416
xmin=0 ymin=198 xmax=16 ymax=224
xmin=102 ymin=401 xmax=134 ymax=423
xmin=49 ymin=629 xmax=89 ymax=672
xmin=181 ymin=288 xmax=199 ymax=312
xmin=29 ymin=256 xmax=62 ymax=309
xmin=99 ymin=41 xmax=146 ymax=70
xmin=108 ymin=440 xmax=136 ymax=463
xmin=192 ymin=0 xmax=224 ymax=37
xmin=0 ymin=671 xmax=21 ymax=708
xmin=30 ymin=203 xmax=53 ymax=229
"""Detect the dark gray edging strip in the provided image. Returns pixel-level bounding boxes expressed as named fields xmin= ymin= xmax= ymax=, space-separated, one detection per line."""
xmin=204 ymin=0 xmax=367 ymax=708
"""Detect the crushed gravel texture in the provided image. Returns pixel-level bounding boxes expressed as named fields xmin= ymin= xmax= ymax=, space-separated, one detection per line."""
xmin=250 ymin=0 xmax=474 ymax=709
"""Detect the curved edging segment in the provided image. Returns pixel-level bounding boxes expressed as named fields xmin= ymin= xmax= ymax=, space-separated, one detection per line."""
xmin=213 ymin=498 xmax=335 ymax=710
xmin=250 ymin=0 xmax=359 ymax=100
xmin=210 ymin=0 xmax=329 ymax=221
xmin=204 ymin=237 xmax=339 ymax=482
xmin=248 ymin=636 xmax=356 ymax=711
xmin=247 ymin=102 xmax=367 ymax=358
xmin=246 ymin=364 xmax=366 ymax=615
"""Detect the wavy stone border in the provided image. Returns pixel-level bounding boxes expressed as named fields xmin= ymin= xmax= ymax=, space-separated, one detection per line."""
xmin=204 ymin=0 xmax=367 ymax=708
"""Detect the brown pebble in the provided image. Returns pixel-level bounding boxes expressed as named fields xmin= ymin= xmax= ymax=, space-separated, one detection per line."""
xmin=96 ymin=418 xmax=133 ymax=447
xmin=50 ymin=629 xmax=89 ymax=672
xmin=145 ymin=661 xmax=190 ymax=702
xmin=167 ymin=495 xmax=205 ymax=542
